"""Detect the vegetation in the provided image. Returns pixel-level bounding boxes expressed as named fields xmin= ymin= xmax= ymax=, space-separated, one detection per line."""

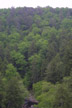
xmin=0 ymin=6 xmax=72 ymax=108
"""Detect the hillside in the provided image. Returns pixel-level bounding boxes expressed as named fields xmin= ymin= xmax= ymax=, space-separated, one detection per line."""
xmin=0 ymin=7 xmax=72 ymax=108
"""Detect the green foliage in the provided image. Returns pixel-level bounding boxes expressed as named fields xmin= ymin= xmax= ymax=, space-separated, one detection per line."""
xmin=45 ymin=54 xmax=65 ymax=83
xmin=33 ymin=80 xmax=72 ymax=108
xmin=0 ymin=7 xmax=72 ymax=108
xmin=10 ymin=50 xmax=27 ymax=74
xmin=61 ymin=18 xmax=72 ymax=29
xmin=0 ymin=68 xmax=29 ymax=108
xmin=33 ymin=81 xmax=43 ymax=97
xmin=33 ymin=81 xmax=56 ymax=108
xmin=29 ymin=54 xmax=42 ymax=83
xmin=53 ymin=85 xmax=71 ymax=108
xmin=18 ymin=41 xmax=30 ymax=54
xmin=0 ymin=73 xmax=6 ymax=108
xmin=6 ymin=77 xmax=28 ymax=108
xmin=6 ymin=64 xmax=19 ymax=79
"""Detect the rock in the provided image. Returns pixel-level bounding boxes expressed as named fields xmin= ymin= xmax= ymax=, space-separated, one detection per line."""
xmin=22 ymin=96 xmax=38 ymax=108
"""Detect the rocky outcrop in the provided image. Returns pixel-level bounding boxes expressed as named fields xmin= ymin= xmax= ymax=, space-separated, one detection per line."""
xmin=22 ymin=95 xmax=38 ymax=108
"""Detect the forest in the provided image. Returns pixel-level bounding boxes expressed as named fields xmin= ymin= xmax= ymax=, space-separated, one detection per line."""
xmin=0 ymin=6 xmax=72 ymax=108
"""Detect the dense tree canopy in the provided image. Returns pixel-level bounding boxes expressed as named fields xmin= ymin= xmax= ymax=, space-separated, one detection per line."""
xmin=0 ymin=6 xmax=72 ymax=108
